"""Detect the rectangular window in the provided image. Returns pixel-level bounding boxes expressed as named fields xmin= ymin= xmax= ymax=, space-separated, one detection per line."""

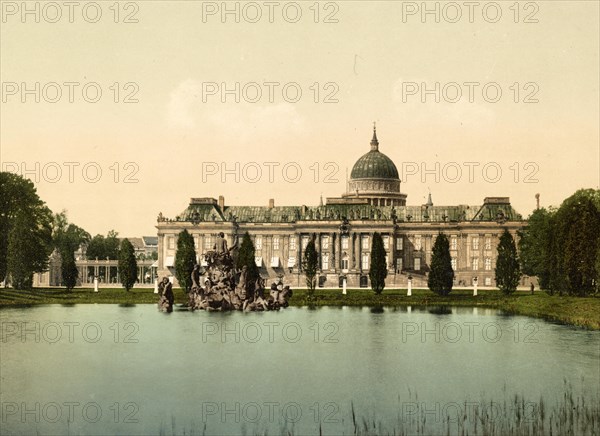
xmin=451 ymin=236 xmax=457 ymax=251
xmin=168 ymin=236 xmax=175 ymax=250
xmin=362 ymin=235 xmax=369 ymax=250
xmin=322 ymin=235 xmax=329 ymax=250
xmin=485 ymin=258 xmax=492 ymax=271
xmin=485 ymin=277 xmax=492 ymax=286
xmin=361 ymin=253 xmax=369 ymax=270
xmin=301 ymin=236 xmax=309 ymax=250
xmin=414 ymin=235 xmax=422 ymax=250
xmin=341 ymin=258 xmax=349 ymax=270
xmin=485 ymin=237 xmax=491 ymax=250
xmin=472 ymin=257 xmax=479 ymax=271
xmin=273 ymin=236 xmax=280 ymax=250
xmin=383 ymin=235 xmax=389 ymax=250
xmin=204 ymin=235 xmax=211 ymax=249
xmin=472 ymin=237 xmax=479 ymax=250
xmin=290 ymin=237 xmax=297 ymax=251
xmin=322 ymin=253 xmax=329 ymax=270
xmin=396 ymin=258 xmax=403 ymax=272
xmin=255 ymin=236 xmax=262 ymax=250
xmin=414 ymin=258 xmax=421 ymax=271
xmin=396 ymin=236 xmax=403 ymax=250
xmin=341 ymin=236 xmax=349 ymax=249
xmin=451 ymin=258 xmax=457 ymax=271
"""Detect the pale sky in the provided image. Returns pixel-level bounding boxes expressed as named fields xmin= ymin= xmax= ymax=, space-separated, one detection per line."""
xmin=1 ymin=1 xmax=598 ymax=236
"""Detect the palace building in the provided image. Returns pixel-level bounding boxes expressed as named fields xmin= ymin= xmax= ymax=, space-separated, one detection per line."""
xmin=156 ymin=127 xmax=527 ymax=288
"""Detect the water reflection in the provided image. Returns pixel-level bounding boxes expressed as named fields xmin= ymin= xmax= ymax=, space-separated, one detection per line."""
xmin=0 ymin=305 xmax=598 ymax=436
xmin=427 ymin=306 xmax=452 ymax=315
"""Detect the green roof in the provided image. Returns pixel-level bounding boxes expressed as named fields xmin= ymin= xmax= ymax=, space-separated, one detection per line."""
xmin=174 ymin=203 xmax=522 ymax=224
xmin=350 ymin=150 xmax=399 ymax=180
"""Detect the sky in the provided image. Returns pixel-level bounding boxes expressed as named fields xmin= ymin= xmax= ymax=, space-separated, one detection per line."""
xmin=1 ymin=0 xmax=599 ymax=236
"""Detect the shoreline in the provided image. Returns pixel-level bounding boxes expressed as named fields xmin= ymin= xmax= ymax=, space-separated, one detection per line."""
xmin=1 ymin=288 xmax=598 ymax=330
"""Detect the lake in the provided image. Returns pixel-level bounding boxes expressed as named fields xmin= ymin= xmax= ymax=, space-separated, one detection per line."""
xmin=1 ymin=305 xmax=598 ymax=435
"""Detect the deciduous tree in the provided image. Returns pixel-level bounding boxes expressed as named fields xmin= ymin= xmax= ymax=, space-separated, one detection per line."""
xmin=0 ymin=172 xmax=53 ymax=288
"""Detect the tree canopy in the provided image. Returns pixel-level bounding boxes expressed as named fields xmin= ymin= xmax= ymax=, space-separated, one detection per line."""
xmin=519 ymin=189 xmax=600 ymax=295
xmin=0 ymin=172 xmax=53 ymax=288
xmin=86 ymin=230 xmax=119 ymax=260
xmin=52 ymin=210 xmax=91 ymax=290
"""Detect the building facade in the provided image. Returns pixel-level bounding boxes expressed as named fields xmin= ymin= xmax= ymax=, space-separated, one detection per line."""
xmin=156 ymin=127 xmax=528 ymax=288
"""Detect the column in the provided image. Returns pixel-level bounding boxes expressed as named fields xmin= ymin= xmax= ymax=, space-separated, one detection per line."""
xmin=390 ymin=231 xmax=395 ymax=271
xmin=330 ymin=232 xmax=336 ymax=272
xmin=352 ymin=232 xmax=358 ymax=270
xmin=317 ymin=233 xmax=322 ymax=270
xmin=337 ymin=232 xmax=342 ymax=270
xmin=358 ymin=232 xmax=363 ymax=272
xmin=297 ymin=233 xmax=302 ymax=272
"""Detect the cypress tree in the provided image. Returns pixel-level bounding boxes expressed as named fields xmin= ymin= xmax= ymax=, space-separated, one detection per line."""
xmin=236 ymin=232 xmax=260 ymax=285
xmin=495 ymin=229 xmax=521 ymax=294
xmin=303 ymin=234 xmax=318 ymax=298
xmin=369 ymin=232 xmax=387 ymax=295
xmin=118 ymin=238 xmax=138 ymax=291
xmin=428 ymin=233 xmax=454 ymax=296
xmin=61 ymin=250 xmax=79 ymax=290
xmin=174 ymin=230 xmax=196 ymax=292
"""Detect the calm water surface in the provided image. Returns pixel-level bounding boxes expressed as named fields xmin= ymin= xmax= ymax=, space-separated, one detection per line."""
xmin=1 ymin=305 xmax=598 ymax=435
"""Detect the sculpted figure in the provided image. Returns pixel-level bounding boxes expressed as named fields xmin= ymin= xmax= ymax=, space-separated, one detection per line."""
xmin=158 ymin=277 xmax=174 ymax=312
xmin=191 ymin=264 xmax=201 ymax=289
xmin=237 ymin=266 xmax=248 ymax=292
xmin=214 ymin=232 xmax=228 ymax=255
xmin=279 ymin=285 xmax=293 ymax=307
xmin=188 ymin=284 xmax=205 ymax=311
xmin=255 ymin=276 xmax=265 ymax=299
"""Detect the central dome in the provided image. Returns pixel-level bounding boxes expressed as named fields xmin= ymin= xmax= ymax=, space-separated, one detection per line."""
xmin=350 ymin=128 xmax=399 ymax=180
xmin=339 ymin=125 xmax=407 ymax=207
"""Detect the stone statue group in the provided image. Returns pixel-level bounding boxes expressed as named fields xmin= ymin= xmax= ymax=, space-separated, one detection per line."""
xmin=158 ymin=232 xmax=293 ymax=312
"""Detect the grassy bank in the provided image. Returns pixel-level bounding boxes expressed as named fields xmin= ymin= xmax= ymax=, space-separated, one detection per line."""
xmin=1 ymin=287 xmax=599 ymax=330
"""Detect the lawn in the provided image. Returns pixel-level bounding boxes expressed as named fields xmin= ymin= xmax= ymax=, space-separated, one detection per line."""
xmin=1 ymin=287 xmax=598 ymax=330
